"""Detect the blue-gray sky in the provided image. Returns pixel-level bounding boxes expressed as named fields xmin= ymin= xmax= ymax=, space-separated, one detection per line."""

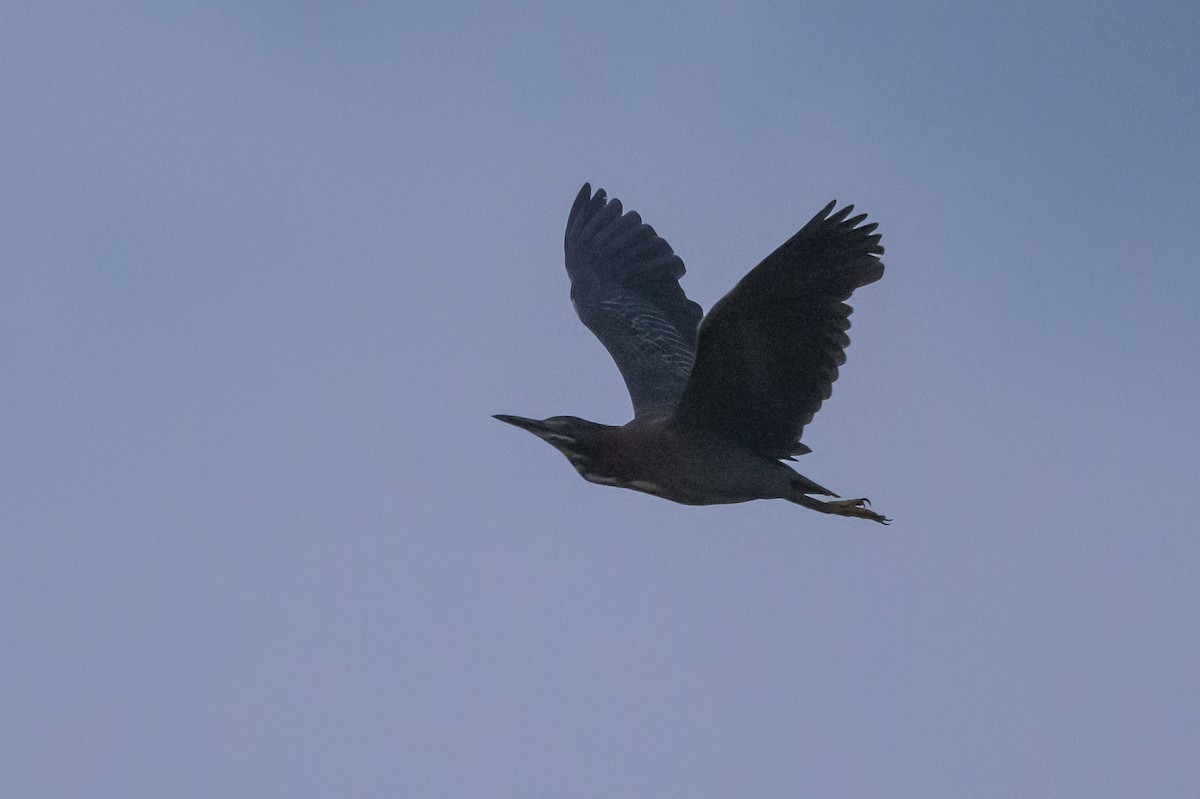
xmin=3 ymin=1 xmax=1198 ymax=796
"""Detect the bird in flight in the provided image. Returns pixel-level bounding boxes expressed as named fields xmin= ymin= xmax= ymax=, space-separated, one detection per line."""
xmin=495 ymin=184 xmax=889 ymax=523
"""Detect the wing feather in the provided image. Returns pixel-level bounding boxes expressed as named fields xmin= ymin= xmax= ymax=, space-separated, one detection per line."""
xmin=671 ymin=201 xmax=884 ymax=457
xmin=565 ymin=184 xmax=703 ymax=417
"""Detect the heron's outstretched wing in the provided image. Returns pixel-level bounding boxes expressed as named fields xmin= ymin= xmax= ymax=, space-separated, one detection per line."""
xmin=565 ymin=184 xmax=703 ymax=418
xmin=671 ymin=201 xmax=884 ymax=458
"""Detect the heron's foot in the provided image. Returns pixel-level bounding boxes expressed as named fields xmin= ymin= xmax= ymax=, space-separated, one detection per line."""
xmin=826 ymin=498 xmax=891 ymax=525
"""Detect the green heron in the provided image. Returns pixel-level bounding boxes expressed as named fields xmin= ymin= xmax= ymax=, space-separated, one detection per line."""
xmin=495 ymin=184 xmax=889 ymax=523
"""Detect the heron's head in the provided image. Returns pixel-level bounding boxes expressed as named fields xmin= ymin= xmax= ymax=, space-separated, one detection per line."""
xmin=492 ymin=414 xmax=611 ymax=472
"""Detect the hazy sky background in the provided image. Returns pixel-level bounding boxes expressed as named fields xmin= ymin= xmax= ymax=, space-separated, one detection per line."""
xmin=3 ymin=1 xmax=1198 ymax=796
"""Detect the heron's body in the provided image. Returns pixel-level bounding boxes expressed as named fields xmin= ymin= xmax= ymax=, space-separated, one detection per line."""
xmin=565 ymin=416 xmax=811 ymax=504
xmin=496 ymin=184 xmax=890 ymax=523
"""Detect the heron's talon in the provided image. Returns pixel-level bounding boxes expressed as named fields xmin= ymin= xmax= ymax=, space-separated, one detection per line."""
xmin=823 ymin=497 xmax=889 ymax=524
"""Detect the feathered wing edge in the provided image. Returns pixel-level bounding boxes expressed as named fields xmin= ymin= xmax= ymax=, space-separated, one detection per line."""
xmin=564 ymin=184 xmax=704 ymax=418
xmin=671 ymin=199 xmax=885 ymax=458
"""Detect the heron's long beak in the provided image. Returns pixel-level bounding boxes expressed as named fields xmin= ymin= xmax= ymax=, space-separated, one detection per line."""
xmin=492 ymin=414 xmax=548 ymax=434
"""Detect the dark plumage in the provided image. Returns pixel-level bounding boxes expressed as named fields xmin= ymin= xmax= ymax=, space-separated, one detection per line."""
xmin=564 ymin=185 xmax=702 ymax=418
xmin=496 ymin=183 xmax=889 ymax=523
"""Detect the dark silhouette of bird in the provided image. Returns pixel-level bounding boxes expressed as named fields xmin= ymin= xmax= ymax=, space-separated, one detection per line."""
xmin=495 ymin=183 xmax=889 ymax=523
